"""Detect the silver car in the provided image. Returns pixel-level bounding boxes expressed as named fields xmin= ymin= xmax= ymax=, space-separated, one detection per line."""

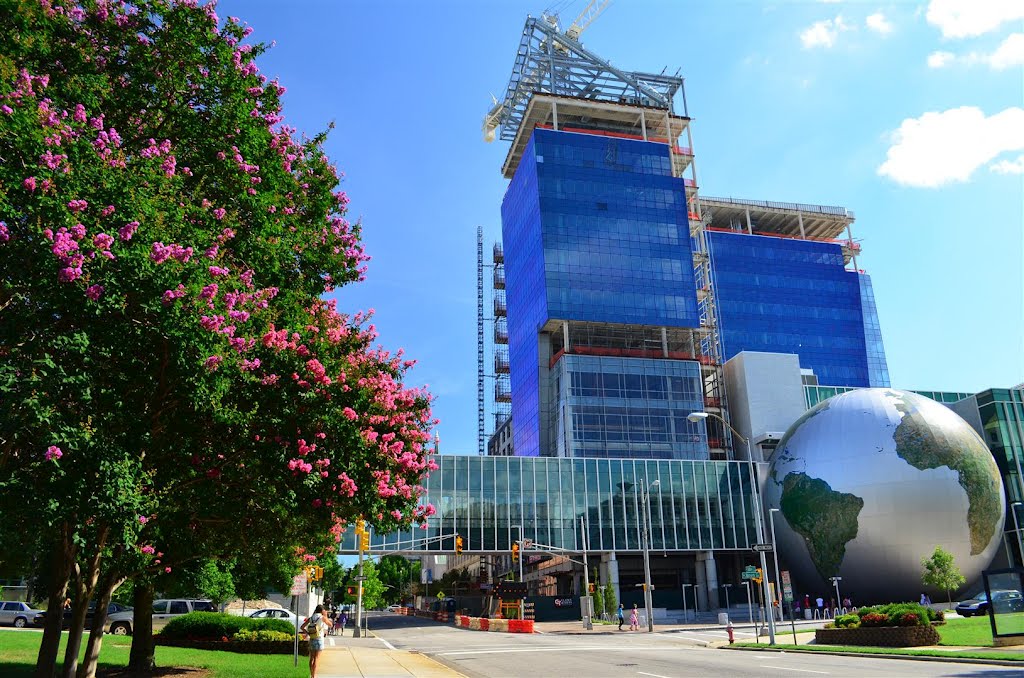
xmin=151 ymin=599 xmax=215 ymax=631
xmin=0 ymin=601 xmax=39 ymax=628
xmin=248 ymin=608 xmax=299 ymax=624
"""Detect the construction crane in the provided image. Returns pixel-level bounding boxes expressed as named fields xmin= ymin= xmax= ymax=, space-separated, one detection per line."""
xmin=482 ymin=0 xmax=611 ymax=142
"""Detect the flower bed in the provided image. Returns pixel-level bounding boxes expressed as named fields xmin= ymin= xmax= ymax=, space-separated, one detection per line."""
xmin=155 ymin=634 xmax=309 ymax=655
xmin=815 ymin=625 xmax=940 ymax=647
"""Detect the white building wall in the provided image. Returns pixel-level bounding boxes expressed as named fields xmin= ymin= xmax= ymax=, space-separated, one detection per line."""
xmin=724 ymin=351 xmax=807 ymax=461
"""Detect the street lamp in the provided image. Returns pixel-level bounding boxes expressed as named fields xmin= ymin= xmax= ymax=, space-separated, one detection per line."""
xmin=1012 ymin=502 xmax=1023 ymax=568
xmin=511 ymin=524 xmax=525 ymax=620
xmin=681 ymin=583 xmax=694 ymax=622
xmin=768 ymin=508 xmax=783 ymax=622
xmin=640 ymin=478 xmax=660 ymax=633
xmin=721 ymin=583 xmax=733 ymax=615
xmin=830 ymin=577 xmax=842 ymax=613
xmin=688 ymin=410 xmax=776 ymax=644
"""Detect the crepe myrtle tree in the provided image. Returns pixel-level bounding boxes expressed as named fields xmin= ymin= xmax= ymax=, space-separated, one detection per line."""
xmin=0 ymin=2 xmax=437 ymax=677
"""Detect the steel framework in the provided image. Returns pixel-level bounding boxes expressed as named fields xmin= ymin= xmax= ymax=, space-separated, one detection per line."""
xmin=484 ymin=14 xmax=686 ymax=143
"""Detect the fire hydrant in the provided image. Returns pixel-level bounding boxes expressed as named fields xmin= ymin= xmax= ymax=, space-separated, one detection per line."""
xmin=727 ymin=620 xmax=735 ymax=645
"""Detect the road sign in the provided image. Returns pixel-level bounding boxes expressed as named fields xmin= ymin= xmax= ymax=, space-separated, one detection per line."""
xmin=781 ymin=570 xmax=792 ymax=586
xmin=436 ymin=591 xmax=445 ymax=600
xmin=290 ymin=574 xmax=307 ymax=596
xmin=353 ymin=575 xmax=367 ymax=582
xmin=752 ymin=543 xmax=774 ymax=552
xmin=742 ymin=565 xmax=759 ymax=580
xmin=522 ymin=539 xmax=534 ymax=548
xmin=781 ymin=570 xmax=793 ymax=602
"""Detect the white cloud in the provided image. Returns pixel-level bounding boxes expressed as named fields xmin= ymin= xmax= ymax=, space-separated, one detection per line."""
xmin=990 ymin=154 xmax=1024 ymax=174
xmin=878 ymin=106 xmax=1024 ymax=187
xmin=800 ymin=15 xmax=851 ymax=49
xmin=866 ymin=12 xmax=893 ymax=35
xmin=926 ymin=0 xmax=1024 ymax=39
xmin=925 ymin=33 xmax=1024 ymax=69
xmin=988 ymin=32 xmax=1024 ymax=69
xmin=927 ymin=50 xmax=956 ymax=67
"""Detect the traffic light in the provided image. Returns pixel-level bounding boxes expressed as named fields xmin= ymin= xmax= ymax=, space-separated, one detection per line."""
xmin=511 ymin=542 xmax=519 ymax=562
xmin=753 ymin=568 xmax=763 ymax=585
xmin=355 ymin=518 xmax=366 ymax=534
xmin=359 ymin=530 xmax=370 ymax=551
xmin=347 ymin=587 xmax=354 ymax=595
xmin=315 ymin=566 xmax=323 ymax=581
xmin=589 ymin=583 xmax=596 ymax=593
xmin=455 ymin=535 xmax=464 ymax=555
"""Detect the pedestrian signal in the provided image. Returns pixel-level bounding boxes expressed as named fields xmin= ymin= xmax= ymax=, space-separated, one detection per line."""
xmin=753 ymin=568 xmax=763 ymax=584
xmin=511 ymin=542 xmax=519 ymax=562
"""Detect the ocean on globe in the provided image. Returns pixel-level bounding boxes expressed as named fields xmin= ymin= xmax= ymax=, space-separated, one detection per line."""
xmin=764 ymin=388 xmax=1004 ymax=605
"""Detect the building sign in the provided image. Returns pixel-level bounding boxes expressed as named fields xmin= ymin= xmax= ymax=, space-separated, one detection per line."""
xmin=553 ymin=598 xmax=577 ymax=608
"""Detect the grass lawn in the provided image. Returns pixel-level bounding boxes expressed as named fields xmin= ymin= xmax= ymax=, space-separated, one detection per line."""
xmin=0 ymin=631 xmax=309 ymax=678
xmin=731 ymin=642 xmax=1024 ymax=662
xmin=939 ymin=616 xmax=995 ymax=646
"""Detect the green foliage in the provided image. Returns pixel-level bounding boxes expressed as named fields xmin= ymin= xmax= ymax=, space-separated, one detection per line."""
xmin=922 ymin=546 xmax=966 ymax=605
xmin=855 ymin=602 xmax=933 ymax=627
xmin=834 ymin=613 xmax=860 ymax=628
xmin=376 ymin=555 xmax=419 ymax=604
xmin=232 ymin=629 xmax=292 ymax=643
xmin=166 ymin=560 xmax=236 ymax=608
xmin=160 ymin=612 xmax=293 ymax=640
xmin=593 ymin=584 xmax=604 ymax=619
xmin=603 ymin=583 xmax=617 ymax=618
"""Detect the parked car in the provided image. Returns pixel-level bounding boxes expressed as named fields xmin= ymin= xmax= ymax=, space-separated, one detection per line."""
xmin=247 ymin=608 xmax=299 ymax=624
xmin=0 ymin=601 xmax=41 ymax=628
xmin=386 ymin=604 xmax=402 ymax=612
xmin=956 ymin=590 xmax=1024 ymax=617
xmin=151 ymin=599 xmax=215 ymax=631
xmin=33 ymin=601 xmax=134 ymax=631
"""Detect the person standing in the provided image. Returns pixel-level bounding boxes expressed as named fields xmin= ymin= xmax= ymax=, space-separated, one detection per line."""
xmin=920 ymin=592 xmax=932 ymax=607
xmin=816 ymin=596 xmax=824 ymax=616
xmin=629 ymin=603 xmax=639 ymax=631
xmin=301 ymin=604 xmax=334 ymax=678
xmin=338 ymin=610 xmax=348 ymax=636
xmin=617 ymin=603 xmax=625 ymax=631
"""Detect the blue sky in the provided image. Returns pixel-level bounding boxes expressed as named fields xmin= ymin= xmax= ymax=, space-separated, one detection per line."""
xmin=218 ymin=0 xmax=1023 ymax=456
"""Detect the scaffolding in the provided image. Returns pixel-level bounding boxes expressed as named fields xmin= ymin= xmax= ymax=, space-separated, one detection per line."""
xmin=484 ymin=11 xmax=735 ymax=460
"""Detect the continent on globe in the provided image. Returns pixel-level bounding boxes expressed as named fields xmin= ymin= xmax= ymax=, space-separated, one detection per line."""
xmin=891 ymin=391 xmax=1003 ymax=555
xmin=780 ymin=472 xmax=864 ymax=579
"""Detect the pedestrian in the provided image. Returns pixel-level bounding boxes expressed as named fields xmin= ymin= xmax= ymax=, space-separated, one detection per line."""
xmin=338 ymin=610 xmax=348 ymax=636
xmin=815 ymin=596 xmax=824 ymax=615
xmin=629 ymin=603 xmax=639 ymax=631
xmin=842 ymin=596 xmax=851 ymax=610
xmin=301 ymin=604 xmax=334 ymax=678
xmin=920 ymin=592 xmax=932 ymax=607
xmin=617 ymin=603 xmax=625 ymax=631
xmin=803 ymin=594 xmax=811 ymax=610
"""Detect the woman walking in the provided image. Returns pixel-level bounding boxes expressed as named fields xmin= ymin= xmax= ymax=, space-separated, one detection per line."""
xmin=301 ymin=604 xmax=334 ymax=678
xmin=629 ymin=603 xmax=639 ymax=631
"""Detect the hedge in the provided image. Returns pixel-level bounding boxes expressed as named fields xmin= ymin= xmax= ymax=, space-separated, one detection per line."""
xmin=159 ymin=612 xmax=295 ymax=640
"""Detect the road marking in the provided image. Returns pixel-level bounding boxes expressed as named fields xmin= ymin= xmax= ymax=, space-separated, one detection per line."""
xmin=440 ymin=646 xmax=673 ymax=656
xmin=376 ymin=636 xmax=396 ymax=650
xmin=638 ymin=672 xmax=674 ymax=678
xmin=760 ymin=665 xmax=828 ymax=674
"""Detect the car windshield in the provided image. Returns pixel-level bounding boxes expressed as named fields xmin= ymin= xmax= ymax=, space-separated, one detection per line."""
xmin=975 ymin=593 xmax=989 ymax=602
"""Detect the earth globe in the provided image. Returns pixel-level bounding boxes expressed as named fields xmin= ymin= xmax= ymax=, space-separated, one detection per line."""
xmin=764 ymin=388 xmax=1005 ymax=605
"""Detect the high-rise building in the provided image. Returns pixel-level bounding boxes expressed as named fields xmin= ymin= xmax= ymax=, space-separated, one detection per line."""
xmin=486 ymin=14 xmax=889 ymax=460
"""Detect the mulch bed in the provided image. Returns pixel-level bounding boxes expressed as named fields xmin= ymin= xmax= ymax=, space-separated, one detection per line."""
xmin=97 ymin=669 xmax=210 ymax=678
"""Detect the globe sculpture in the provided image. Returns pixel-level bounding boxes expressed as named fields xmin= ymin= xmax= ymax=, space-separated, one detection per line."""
xmin=764 ymin=388 xmax=1005 ymax=604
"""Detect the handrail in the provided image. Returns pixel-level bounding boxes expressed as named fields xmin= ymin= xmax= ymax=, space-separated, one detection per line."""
xmin=701 ymin=195 xmax=851 ymax=218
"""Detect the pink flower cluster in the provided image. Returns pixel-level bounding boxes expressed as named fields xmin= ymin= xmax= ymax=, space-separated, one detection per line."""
xmin=150 ymin=241 xmax=193 ymax=264
xmin=45 ymin=445 xmax=63 ymax=461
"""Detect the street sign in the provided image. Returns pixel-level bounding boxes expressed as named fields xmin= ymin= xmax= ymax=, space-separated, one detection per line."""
xmin=781 ymin=570 xmax=793 ymax=602
xmin=436 ymin=591 xmax=445 ymax=600
xmin=752 ymin=543 xmax=774 ymax=552
xmin=290 ymin=574 xmax=307 ymax=596
xmin=781 ymin=570 xmax=792 ymax=585
xmin=426 ymin=568 xmax=433 ymax=584
xmin=522 ymin=539 xmax=534 ymax=548
xmin=741 ymin=566 xmax=759 ymax=580
xmin=353 ymin=575 xmax=367 ymax=582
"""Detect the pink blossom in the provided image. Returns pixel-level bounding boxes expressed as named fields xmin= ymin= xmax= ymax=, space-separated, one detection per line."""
xmin=0 ymin=222 xmax=8 ymax=243
xmin=208 ymin=265 xmax=229 ymax=277
xmin=212 ymin=208 xmax=226 ymax=220
xmin=67 ymin=199 xmax=88 ymax=212
xmin=118 ymin=221 xmax=139 ymax=241
xmin=138 ymin=515 xmax=149 ymax=524
xmin=85 ymin=284 xmax=104 ymax=301
xmin=45 ymin=445 xmax=63 ymax=461
xmin=23 ymin=176 xmax=37 ymax=192
xmin=204 ymin=355 xmax=223 ymax=371
xmin=73 ymin=104 xmax=86 ymax=122
xmin=101 ymin=205 xmax=116 ymax=217
xmin=164 ymin=567 xmax=172 ymax=574
xmin=141 ymin=545 xmax=155 ymax=555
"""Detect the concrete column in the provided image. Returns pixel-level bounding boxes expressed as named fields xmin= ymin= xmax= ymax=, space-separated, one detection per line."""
xmin=798 ymin=211 xmax=806 ymax=239
xmin=745 ymin=208 xmax=753 ymax=234
xmin=563 ymin=321 xmax=570 ymax=353
xmin=552 ymin=100 xmax=559 ymax=131
xmin=661 ymin=327 xmax=669 ymax=358
xmin=695 ymin=553 xmax=708 ymax=611
xmin=603 ymin=552 xmax=621 ymax=607
xmin=704 ymin=548 xmax=720 ymax=614
xmin=640 ymin=110 xmax=648 ymax=140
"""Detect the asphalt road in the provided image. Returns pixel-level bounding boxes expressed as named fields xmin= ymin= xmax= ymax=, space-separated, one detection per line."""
xmin=365 ymin=613 xmax=1022 ymax=678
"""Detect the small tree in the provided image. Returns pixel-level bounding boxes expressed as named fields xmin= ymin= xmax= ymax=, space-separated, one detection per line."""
xmin=593 ymin=584 xmax=604 ymax=621
xmin=922 ymin=546 xmax=966 ymax=609
xmin=604 ymin=582 xmax=617 ymax=618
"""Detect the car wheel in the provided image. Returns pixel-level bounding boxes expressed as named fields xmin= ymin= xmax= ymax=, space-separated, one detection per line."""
xmin=111 ymin=622 xmax=131 ymax=636
xmin=14 ymin=617 xmax=27 ymax=628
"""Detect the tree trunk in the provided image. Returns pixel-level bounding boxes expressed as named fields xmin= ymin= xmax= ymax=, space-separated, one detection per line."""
xmin=35 ymin=531 xmax=75 ymax=678
xmin=62 ymin=526 xmax=108 ymax=678
xmin=77 ymin=572 xmax=120 ymax=678
xmin=128 ymin=580 xmax=156 ymax=672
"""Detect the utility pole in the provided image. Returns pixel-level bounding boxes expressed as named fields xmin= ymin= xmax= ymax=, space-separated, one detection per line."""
xmin=581 ymin=516 xmax=593 ymax=630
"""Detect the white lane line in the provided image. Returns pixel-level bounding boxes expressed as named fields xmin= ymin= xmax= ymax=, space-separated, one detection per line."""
xmin=638 ymin=672 xmax=674 ymax=678
xmin=760 ymin=665 xmax=828 ymax=674
xmin=440 ymin=645 xmax=671 ymax=656
xmin=376 ymin=636 xmax=396 ymax=650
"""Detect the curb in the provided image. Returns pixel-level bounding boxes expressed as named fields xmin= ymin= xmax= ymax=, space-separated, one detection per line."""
xmin=724 ymin=645 xmax=1024 ymax=667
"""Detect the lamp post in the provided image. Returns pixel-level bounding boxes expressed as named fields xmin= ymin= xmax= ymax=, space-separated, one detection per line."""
xmin=829 ymin=576 xmax=842 ymax=614
xmin=721 ymin=583 xmax=733 ymax=615
xmin=640 ymin=478 xmax=660 ymax=632
xmin=688 ymin=410 xmax=775 ymax=644
xmin=681 ymin=583 xmax=694 ymax=622
xmin=1012 ymin=503 xmax=1023 ymax=567
xmin=580 ymin=515 xmax=593 ymax=630
xmin=768 ymin=508 xmax=783 ymax=621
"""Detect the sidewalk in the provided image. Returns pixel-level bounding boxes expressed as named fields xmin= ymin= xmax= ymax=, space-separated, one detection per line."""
xmin=317 ymin=633 xmax=465 ymax=677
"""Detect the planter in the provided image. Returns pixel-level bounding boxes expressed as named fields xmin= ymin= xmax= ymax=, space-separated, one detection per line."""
xmin=815 ymin=625 xmax=940 ymax=647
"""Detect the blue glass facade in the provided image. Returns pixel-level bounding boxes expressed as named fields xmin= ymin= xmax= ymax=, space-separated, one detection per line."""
xmin=553 ymin=355 xmax=707 ymax=459
xmin=707 ymin=231 xmax=873 ymax=388
xmin=501 ymin=129 xmax=700 ymax=457
xmin=340 ymin=455 xmax=761 ymax=553
xmin=858 ymin=274 xmax=891 ymax=387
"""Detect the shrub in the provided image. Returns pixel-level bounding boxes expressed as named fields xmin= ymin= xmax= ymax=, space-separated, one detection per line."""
xmin=834 ymin=614 xmax=860 ymax=628
xmin=233 ymin=629 xmax=293 ymax=643
xmin=860 ymin=613 xmax=890 ymax=627
xmin=160 ymin=612 xmax=294 ymax=640
xmin=898 ymin=612 xmax=920 ymax=627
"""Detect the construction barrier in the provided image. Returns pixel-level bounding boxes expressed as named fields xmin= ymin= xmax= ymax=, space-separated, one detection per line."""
xmin=488 ymin=618 xmax=508 ymax=632
xmin=453 ymin=615 xmax=532 ymax=634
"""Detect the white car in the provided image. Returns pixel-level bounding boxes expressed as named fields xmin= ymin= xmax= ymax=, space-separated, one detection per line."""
xmin=248 ymin=608 xmax=299 ymax=625
xmin=0 ymin=601 xmax=40 ymax=628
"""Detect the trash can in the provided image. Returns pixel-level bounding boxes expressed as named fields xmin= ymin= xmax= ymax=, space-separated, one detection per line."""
xmin=804 ymin=609 xmax=812 ymax=620
xmin=718 ymin=612 xmax=729 ymax=625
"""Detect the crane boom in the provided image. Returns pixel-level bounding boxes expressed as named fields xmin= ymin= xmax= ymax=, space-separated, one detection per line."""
xmin=565 ymin=0 xmax=610 ymax=42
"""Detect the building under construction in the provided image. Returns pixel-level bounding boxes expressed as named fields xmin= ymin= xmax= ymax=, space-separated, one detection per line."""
xmin=478 ymin=7 xmax=889 ymax=461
